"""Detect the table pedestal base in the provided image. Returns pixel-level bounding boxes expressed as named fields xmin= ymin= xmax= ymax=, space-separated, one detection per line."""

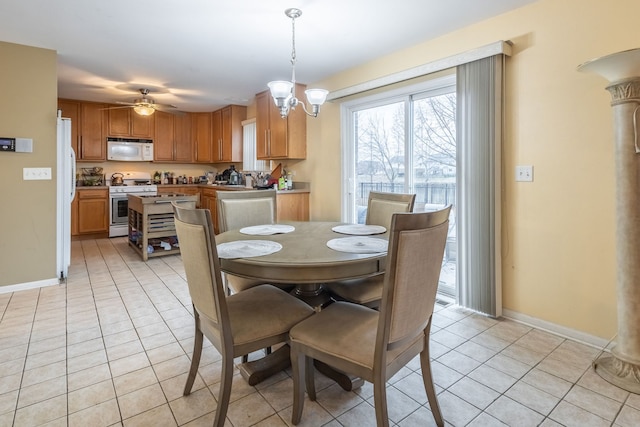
xmin=293 ymin=283 xmax=332 ymax=311
xmin=237 ymin=345 xmax=364 ymax=391
xmin=238 ymin=346 xmax=290 ymax=386
xmin=314 ymin=360 xmax=365 ymax=391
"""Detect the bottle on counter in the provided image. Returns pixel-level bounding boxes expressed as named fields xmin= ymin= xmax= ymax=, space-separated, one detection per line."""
xmin=229 ymin=165 xmax=240 ymax=185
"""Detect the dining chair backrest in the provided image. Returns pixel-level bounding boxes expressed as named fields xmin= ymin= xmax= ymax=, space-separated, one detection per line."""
xmin=217 ymin=189 xmax=277 ymax=233
xmin=365 ymin=191 xmax=416 ymax=232
xmin=173 ymin=203 xmax=229 ymax=341
xmin=377 ymin=207 xmax=450 ymax=358
xmin=289 ymin=207 xmax=451 ymax=426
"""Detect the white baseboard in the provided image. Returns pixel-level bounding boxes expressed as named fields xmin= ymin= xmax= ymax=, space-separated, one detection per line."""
xmin=502 ymin=308 xmax=613 ymax=351
xmin=0 ymin=278 xmax=61 ymax=294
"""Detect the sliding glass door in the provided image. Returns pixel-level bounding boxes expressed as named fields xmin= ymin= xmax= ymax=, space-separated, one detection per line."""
xmin=343 ymin=75 xmax=457 ymax=297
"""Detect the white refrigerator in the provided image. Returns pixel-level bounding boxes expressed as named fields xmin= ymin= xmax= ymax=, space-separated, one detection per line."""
xmin=56 ymin=113 xmax=76 ymax=280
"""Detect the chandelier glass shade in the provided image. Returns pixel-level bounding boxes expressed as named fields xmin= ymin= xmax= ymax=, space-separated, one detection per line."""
xmin=268 ymin=8 xmax=328 ymax=118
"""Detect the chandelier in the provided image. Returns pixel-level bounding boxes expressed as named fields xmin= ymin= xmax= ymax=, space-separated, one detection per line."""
xmin=268 ymin=8 xmax=328 ymax=119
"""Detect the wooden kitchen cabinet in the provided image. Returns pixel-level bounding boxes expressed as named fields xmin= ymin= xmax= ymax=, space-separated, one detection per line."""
xmin=154 ymin=111 xmax=192 ymax=162
xmin=57 ymin=99 xmax=81 ymax=158
xmin=200 ymin=187 xmax=220 ymax=233
xmin=76 ymin=188 xmax=109 ymax=235
xmin=255 ymin=84 xmax=307 ymax=160
xmin=277 ymin=192 xmax=310 ymax=221
xmin=192 ymin=112 xmax=213 ymax=163
xmin=79 ymin=101 xmax=108 ymax=161
xmin=58 ymin=99 xmax=106 ymax=161
xmin=107 ymin=107 xmax=154 ymax=138
xmin=211 ymin=105 xmax=246 ymax=163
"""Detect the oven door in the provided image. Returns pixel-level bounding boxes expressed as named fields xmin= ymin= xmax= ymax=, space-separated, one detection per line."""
xmin=109 ymin=194 xmax=130 ymax=237
xmin=110 ymin=195 xmax=129 ymax=225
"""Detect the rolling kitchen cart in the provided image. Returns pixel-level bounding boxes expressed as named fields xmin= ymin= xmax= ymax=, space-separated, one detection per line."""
xmin=127 ymin=193 xmax=198 ymax=261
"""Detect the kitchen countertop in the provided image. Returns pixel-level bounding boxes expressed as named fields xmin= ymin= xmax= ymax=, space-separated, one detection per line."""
xmin=157 ymin=183 xmax=311 ymax=193
xmin=75 ymin=183 xmax=310 ymax=193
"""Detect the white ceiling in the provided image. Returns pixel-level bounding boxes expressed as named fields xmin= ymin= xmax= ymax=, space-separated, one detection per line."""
xmin=0 ymin=0 xmax=536 ymax=112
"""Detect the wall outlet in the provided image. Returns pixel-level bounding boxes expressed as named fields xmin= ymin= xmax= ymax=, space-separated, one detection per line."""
xmin=23 ymin=167 xmax=52 ymax=180
xmin=515 ymin=165 xmax=533 ymax=182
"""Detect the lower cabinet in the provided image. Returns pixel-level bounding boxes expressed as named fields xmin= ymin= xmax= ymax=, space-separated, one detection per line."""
xmin=73 ymin=188 xmax=109 ymax=236
xmin=276 ymin=192 xmax=310 ymax=221
xmin=200 ymin=188 xmax=220 ymax=233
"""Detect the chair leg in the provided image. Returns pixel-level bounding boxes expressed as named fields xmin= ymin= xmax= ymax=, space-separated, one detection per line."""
xmin=421 ymin=340 xmax=444 ymax=426
xmin=214 ymin=354 xmax=235 ymax=427
xmin=183 ymin=314 xmax=203 ymax=396
xmin=373 ymin=380 xmax=389 ymax=427
xmin=291 ymin=345 xmax=306 ymax=425
xmin=305 ymin=356 xmax=316 ymax=401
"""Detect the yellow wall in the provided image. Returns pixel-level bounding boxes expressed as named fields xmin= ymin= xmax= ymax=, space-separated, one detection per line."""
xmin=0 ymin=41 xmax=58 ymax=286
xmin=293 ymin=0 xmax=639 ymax=339
xmin=4 ymin=0 xmax=637 ymax=340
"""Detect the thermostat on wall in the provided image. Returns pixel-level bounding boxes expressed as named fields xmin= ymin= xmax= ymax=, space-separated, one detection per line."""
xmin=0 ymin=137 xmax=33 ymax=152
xmin=0 ymin=137 xmax=15 ymax=152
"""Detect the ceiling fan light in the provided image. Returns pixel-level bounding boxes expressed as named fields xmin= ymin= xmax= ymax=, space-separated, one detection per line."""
xmin=133 ymin=105 xmax=155 ymax=116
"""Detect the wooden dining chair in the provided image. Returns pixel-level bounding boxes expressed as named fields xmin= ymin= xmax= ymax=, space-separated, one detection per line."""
xmin=216 ymin=189 xmax=277 ymax=234
xmin=217 ymin=189 xmax=278 ymax=294
xmin=289 ymin=210 xmax=450 ymax=426
xmin=326 ymin=191 xmax=419 ymax=308
xmin=365 ymin=191 xmax=416 ymax=231
xmin=172 ymin=202 xmax=314 ymax=427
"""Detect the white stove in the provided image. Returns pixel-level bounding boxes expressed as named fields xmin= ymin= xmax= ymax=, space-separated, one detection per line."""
xmin=109 ymin=172 xmax=158 ymax=237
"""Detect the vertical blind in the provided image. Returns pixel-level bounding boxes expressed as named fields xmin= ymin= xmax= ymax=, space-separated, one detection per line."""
xmin=242 ymin=119 xmax=269 ymax=172
xmin=456 ymin=55 xmax=503 ymax=317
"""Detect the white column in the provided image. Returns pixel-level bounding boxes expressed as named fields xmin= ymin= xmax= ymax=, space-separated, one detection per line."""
xmin=579 ymin=48 xmax=640 ymax=393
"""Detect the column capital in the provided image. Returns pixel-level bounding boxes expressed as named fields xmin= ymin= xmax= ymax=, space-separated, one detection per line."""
xmin=606 ymin=78 xmax=640 ymax=105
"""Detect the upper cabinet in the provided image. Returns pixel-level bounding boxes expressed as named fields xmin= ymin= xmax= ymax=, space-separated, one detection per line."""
xmin=154 ymin=111 xmax=193 ymax=163
xmin=255 ymin=83 xmax=307 ymax=160
xmin=212 ymin=105 xmax=246 ymax=163
xmin=57 ymin=99 xmax=81 ymax=157
xmin=58 ymin=99 xmax=107 ymax=161
xmin=192 ymin=112 xmax=213 ymax=163
xmin=107 ymin=107 xmax=154 ymax=139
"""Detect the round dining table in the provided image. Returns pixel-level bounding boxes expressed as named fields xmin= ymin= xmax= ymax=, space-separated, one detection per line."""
xmin=214 ymin=220 xmax=389 ymax=390
xmin=215 ymin=220 xmax=388 ymax=307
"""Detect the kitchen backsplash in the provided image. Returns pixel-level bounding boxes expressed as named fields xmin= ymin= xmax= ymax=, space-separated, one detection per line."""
xmin=76 ymin=161 xmax=278 ymax=186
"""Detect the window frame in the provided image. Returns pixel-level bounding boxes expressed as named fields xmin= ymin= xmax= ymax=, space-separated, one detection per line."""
xmin=340 ymin=73 xmax=456 ymax=223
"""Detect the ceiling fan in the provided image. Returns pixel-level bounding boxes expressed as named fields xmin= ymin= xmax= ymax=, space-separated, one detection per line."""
xmin=107 ymin=88 xmax=181 ymax=116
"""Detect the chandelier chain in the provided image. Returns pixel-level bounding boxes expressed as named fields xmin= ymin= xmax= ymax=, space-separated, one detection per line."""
xmin=290 ymin=13 xmax=297 ymax=87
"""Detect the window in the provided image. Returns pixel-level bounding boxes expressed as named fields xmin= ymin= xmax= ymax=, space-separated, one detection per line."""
xmin=342 ymin=74 xmax=457 ymax=297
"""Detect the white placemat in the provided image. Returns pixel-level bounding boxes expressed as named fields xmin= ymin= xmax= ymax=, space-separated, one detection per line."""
xmin=326 ymin=236 xmax=388 ymax=254
xmin=217 ymin=240 xmax=282 ymax=259
xmin=239 ymin=224 xmax=295 ymax=235
xmin=332 ymin=224 xmax=386 ymax=235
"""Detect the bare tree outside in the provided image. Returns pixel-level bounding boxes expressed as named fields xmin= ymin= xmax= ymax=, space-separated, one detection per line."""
xmin=353 ymin=89 xmax=457 ymax=297
xmin=355 ymin=101 xmax=405 ymax=187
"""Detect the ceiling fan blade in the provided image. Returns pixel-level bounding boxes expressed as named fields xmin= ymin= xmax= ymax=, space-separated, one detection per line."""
xmin=154 ymin=103 xmax=183 ymax=113
xmin=100 ymin=105 xmax=135 ymax=111
xmin=114 ymin=101 xmax=136 ymax=106
xmin=154 ymin=103 xmax=178 ymax=109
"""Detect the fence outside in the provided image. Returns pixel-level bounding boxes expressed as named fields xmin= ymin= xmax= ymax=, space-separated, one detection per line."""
xmin=357 ymin=182 xmax=456 ymax=207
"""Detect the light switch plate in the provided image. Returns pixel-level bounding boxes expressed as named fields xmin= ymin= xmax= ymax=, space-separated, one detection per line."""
xmin=23 ymin=167 xmax=52 ymax=180
xmin=515 ymin=165 xmax=533 ymax=182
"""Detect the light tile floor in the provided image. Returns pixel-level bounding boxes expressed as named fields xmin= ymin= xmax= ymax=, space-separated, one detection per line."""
xmin=1 ymin=237 xmax=639 ymax=426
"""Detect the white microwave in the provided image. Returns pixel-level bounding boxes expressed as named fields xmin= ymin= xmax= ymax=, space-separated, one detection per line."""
xmin=107 ymin=137 xmax=154 ymax=161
